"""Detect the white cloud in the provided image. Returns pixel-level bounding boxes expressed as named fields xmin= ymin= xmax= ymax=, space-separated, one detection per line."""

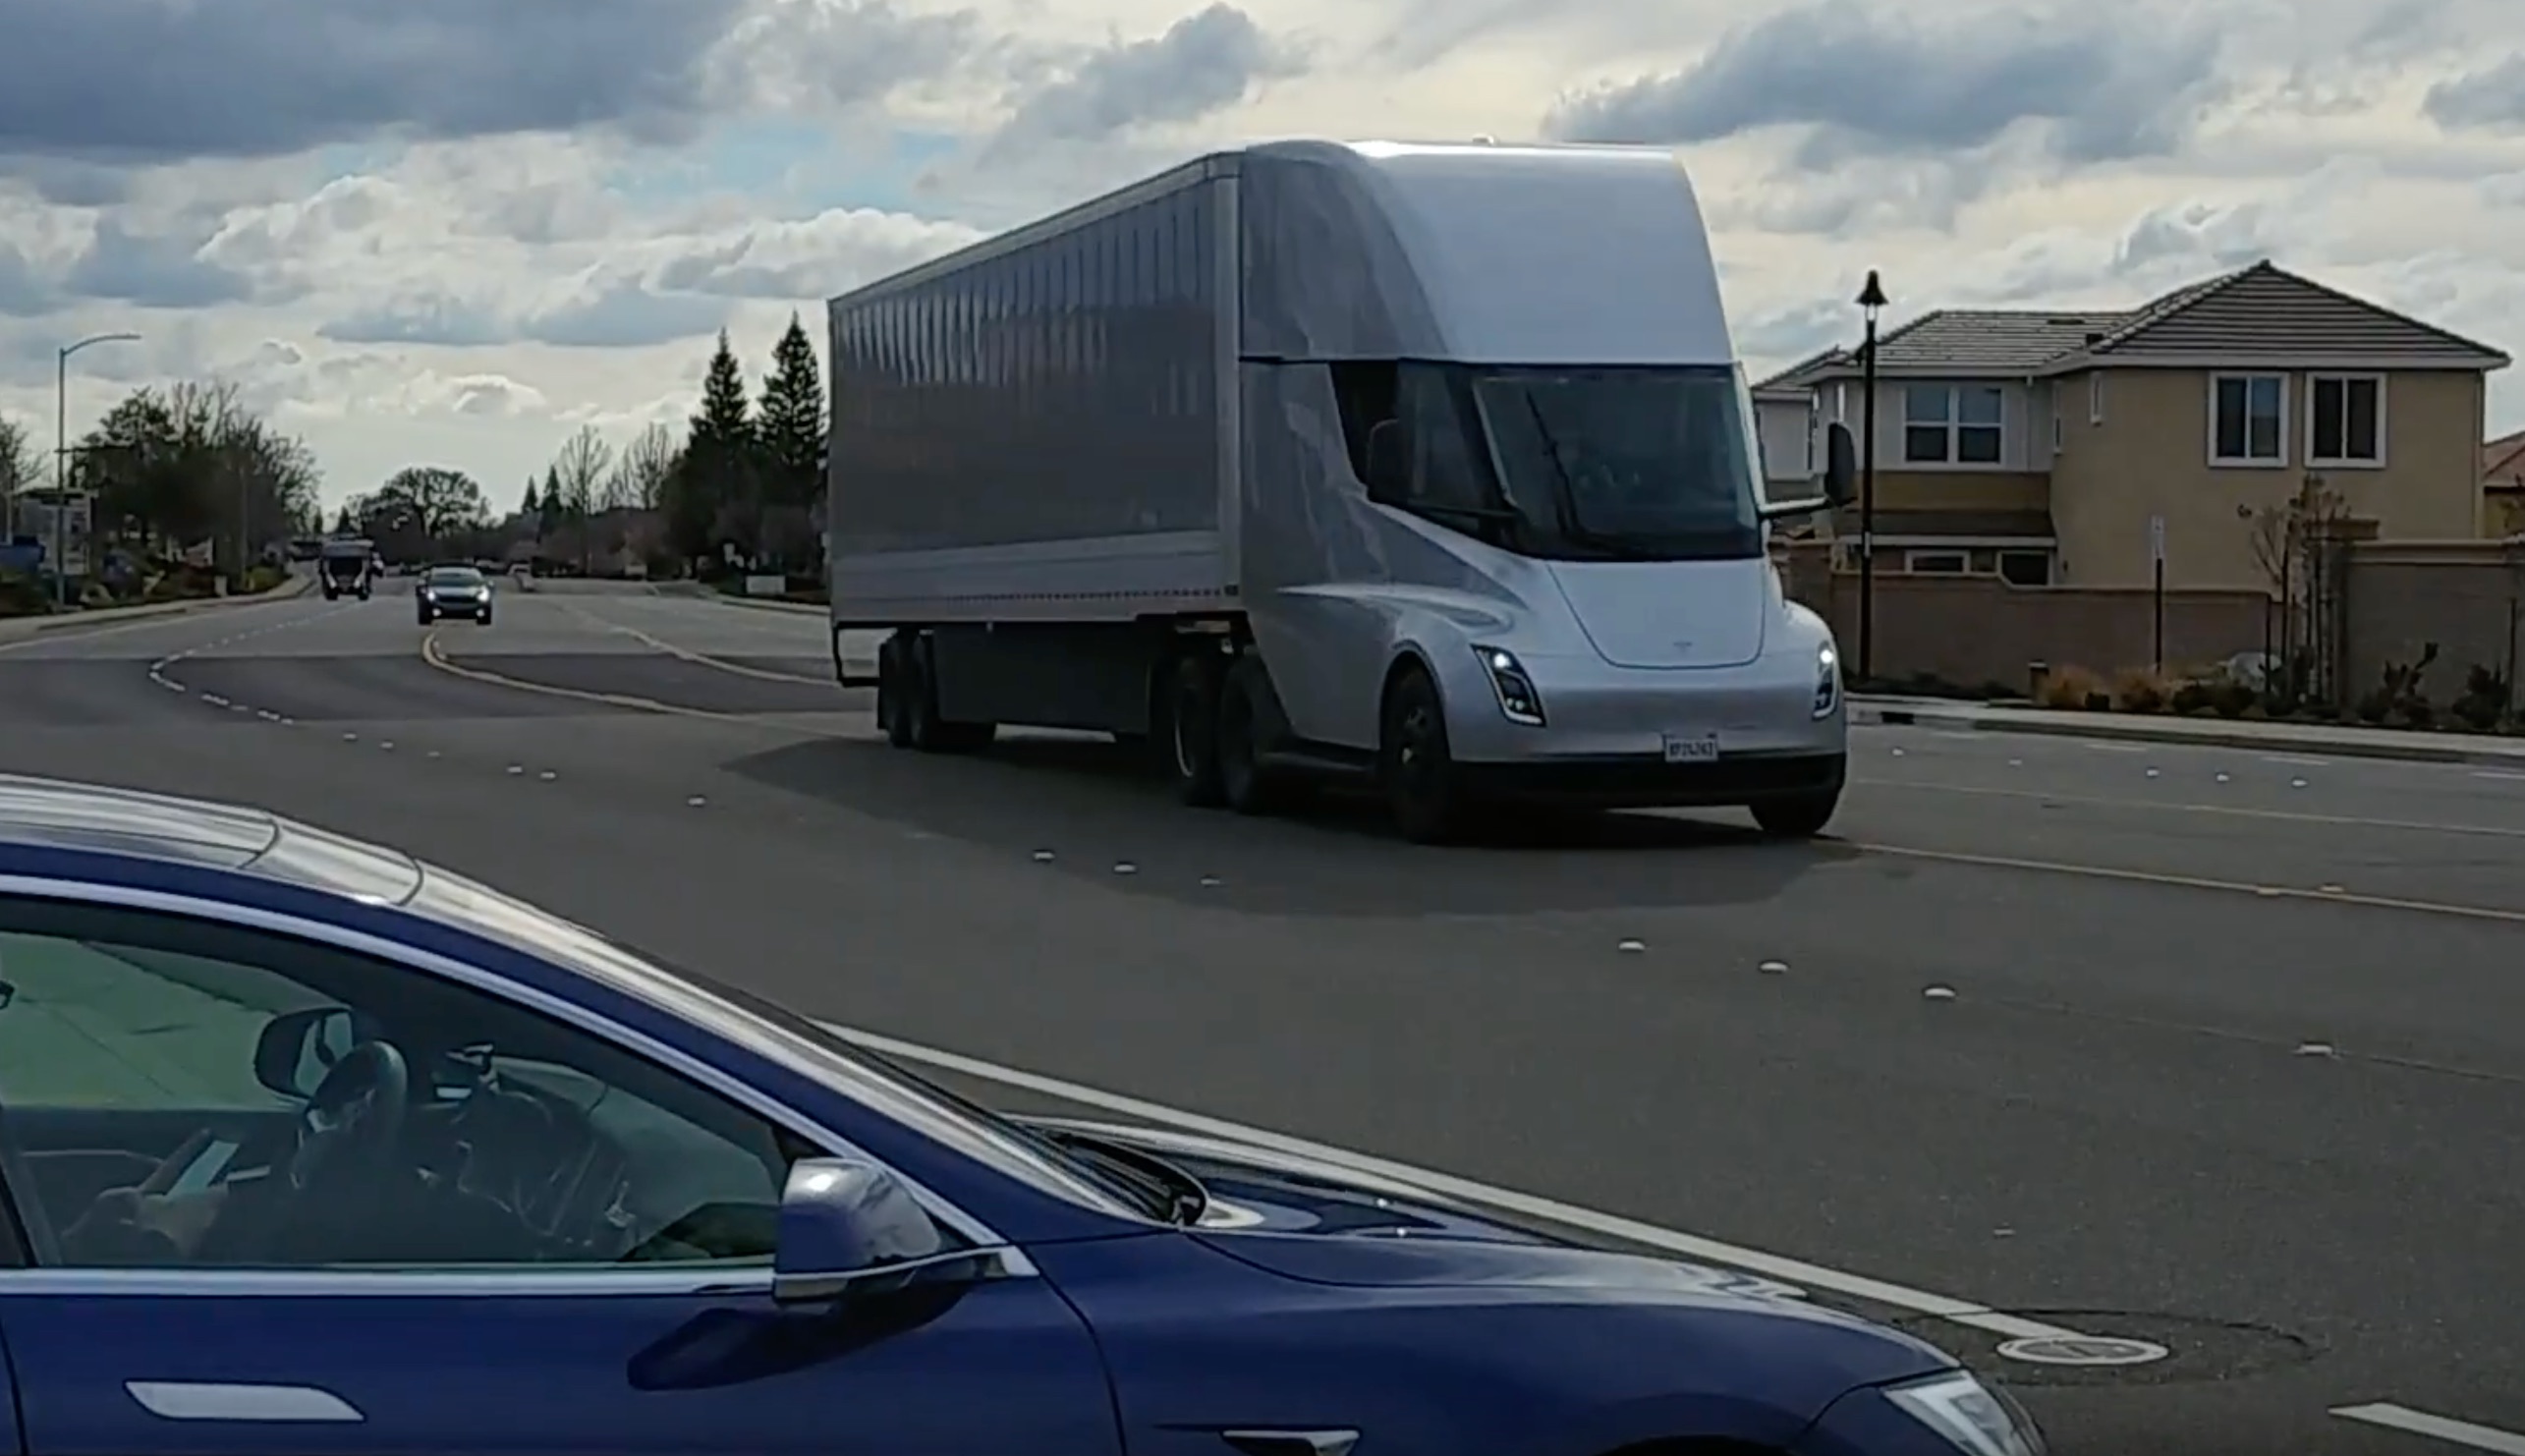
xmin=0 ymin=0 xmax=2522 ymax=505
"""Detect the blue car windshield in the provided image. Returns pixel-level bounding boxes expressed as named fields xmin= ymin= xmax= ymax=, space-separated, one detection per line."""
xmin=1472 ymin=364 xmax=1764 ymax=561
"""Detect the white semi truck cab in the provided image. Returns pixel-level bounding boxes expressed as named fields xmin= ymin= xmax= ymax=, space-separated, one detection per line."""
xmin=824 ymin=140 xmax=1857 ymax=842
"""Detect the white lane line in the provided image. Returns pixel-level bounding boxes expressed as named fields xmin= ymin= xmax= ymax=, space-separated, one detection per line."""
xmin=2474 ymin=771 xmax=2525 ymax=783
xmin=2332 ymin=1403 xmax=2525 ymax=1452
xmin=2263 ymin=755 xmax=2331 ymax=766
xmin=2078 ymin=741 xmax=2145 ymax=753
xmin=826 ymin=1022 xmax=2083 ymax=1343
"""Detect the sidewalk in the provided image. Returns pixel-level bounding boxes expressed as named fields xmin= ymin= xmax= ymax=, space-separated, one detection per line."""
xmin=0 ymin=571 xmax=311 ymax=644
xmin=1851 ymin=694 xmax=2525 ymax=766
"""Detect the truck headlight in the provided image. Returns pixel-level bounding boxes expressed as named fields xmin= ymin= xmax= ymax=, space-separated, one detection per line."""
xmin=1883 ymin=1371 xmax=2045 ymax=1456
xmin=1812 ymin=642 xmax=1839 ymax=719
xmin=1472 ymin=645 xmax=1544 ymax=726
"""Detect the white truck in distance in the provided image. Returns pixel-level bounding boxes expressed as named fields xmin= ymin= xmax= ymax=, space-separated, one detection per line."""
xmin=823 ymin=140 xmax=1858 ymax=843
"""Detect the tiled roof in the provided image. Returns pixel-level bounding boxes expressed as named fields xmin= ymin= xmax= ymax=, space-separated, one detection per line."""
xmin=1781 ymin=261 xmax=2510 ymax=380
xmin=1870 ymin=310 xmax=2133 ymax=373
xmin=2486 ymin=429 xmax=2525 ymax=487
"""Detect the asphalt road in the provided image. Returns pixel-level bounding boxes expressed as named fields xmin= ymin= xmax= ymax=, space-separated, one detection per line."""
xmin=4 ymin=579 xmax=2522 ymax=1456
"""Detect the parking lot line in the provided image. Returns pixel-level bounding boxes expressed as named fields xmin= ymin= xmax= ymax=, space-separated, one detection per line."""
xmin=829 ymin=1022 xmax=2085 ymax=1343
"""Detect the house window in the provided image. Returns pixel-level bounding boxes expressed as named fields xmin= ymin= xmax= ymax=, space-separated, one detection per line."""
xmin=1904 ymin=550 xmax=1969 ymax=574
xmin=2211 ymin=373 xmax=2286 ymax=464
xmin=2308 ymin=374 xmax=2384 ymax=465
xmin=1997 ymin=549 xmax=2051 ymax=587
xmin=2050 ymin=400 xmax=2062 ymax=455
xmin=1902 ymin=386 xmax=2004 ymax=464
xmin=2088 ymin=372 xmax=2104 ymax=423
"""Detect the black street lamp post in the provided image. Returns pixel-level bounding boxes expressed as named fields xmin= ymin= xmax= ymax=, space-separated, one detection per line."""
xmin=1854 ymin=270 xmax=1886 ymax=681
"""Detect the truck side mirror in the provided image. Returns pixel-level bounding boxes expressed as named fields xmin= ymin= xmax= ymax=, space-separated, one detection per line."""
xmin=1363 ymin=420 xmax=1408 ymax=504
xmin=1823 ymin=422 xmax=1857 ymax=508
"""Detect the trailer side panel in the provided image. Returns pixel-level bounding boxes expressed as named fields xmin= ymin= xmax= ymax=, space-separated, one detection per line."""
xmin=828 ymin=173 xmax=1234 ymax=621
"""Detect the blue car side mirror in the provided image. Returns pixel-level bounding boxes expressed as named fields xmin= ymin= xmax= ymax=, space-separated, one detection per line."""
xmin=772 ymin=1157 xmax=960 ymax=1305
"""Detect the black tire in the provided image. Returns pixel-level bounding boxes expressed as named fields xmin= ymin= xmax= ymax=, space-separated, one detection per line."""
xmin=1379 ymin=664 xmax=1469 ymax=844
xmin=477 ymin=610 xmax=492 ymax=626
xmin=1168 ymin=651 xmax=1227 ymax=808
xmin=1217 ymin=655 xmax=1299 ymax=816
xmin=901 ymin=643 xmax=940 ymax=749
xmin=902 ymin=636 xmax=995 ymax=754
xmin=357 ymin=587 xmax=370 ymax=601
xmin=1750 ymin=785 xmax=1841 ymax=838
xmin=417 ymin=609 xmax=433 ymax=626
xmin=877 ymin=638 xmax=914 ymax=748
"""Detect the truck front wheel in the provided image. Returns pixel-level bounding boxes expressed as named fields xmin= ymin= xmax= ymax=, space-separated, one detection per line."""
xmin=1379 ymin=664 xmax=1470 ymax=844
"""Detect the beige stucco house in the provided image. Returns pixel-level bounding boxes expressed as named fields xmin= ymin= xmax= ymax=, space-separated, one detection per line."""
xmin=2483 ymin=429 xmax=2525 ymax=537
xmin=1753 ymin=260 xmax=2510 ymax=590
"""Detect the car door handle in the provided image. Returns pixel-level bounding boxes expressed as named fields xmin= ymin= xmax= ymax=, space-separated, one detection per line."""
xmin=125 ymin=1381 xmax=365 ymax=1423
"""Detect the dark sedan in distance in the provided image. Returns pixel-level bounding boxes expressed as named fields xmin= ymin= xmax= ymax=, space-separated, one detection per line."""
xmin=417 ymin=564 xmax=493 ymax=625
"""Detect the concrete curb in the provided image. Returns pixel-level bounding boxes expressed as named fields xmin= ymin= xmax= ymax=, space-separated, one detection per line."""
xmin=0 ymin=571 xmax=311 ymax=643
xmin=1851 ymin=699 xmax=2525 ymax=767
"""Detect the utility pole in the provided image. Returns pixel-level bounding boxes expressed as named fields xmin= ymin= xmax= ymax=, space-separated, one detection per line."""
xmin=53 ymin=331 xmax=140 ymax=606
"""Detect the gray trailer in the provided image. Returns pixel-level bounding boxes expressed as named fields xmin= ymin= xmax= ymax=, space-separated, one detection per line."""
xmin=826 ymin=140 xmax=1856 ymax=842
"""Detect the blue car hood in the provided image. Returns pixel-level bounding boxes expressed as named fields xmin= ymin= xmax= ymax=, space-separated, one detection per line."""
xmin=1023 ymin=1116 xmax=1850 ymax=1307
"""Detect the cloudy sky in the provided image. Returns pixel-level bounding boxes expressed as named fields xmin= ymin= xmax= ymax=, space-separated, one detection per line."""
xmin=4 ymin=0 xmax=2524 ymax=508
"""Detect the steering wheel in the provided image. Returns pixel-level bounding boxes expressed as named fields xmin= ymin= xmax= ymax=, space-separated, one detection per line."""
xmin=286 ymin=1039 xmax=412 ymax=1193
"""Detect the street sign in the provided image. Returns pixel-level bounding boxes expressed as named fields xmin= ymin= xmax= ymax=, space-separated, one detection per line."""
xmin=2148 ymin=514 xmax=2165 ymax=565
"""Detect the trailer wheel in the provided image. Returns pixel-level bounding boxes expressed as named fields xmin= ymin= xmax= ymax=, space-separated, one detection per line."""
xmin=1168 ymin=651 xmax=1226 ymax=808
xmin=1217 ymin=655 xmax=1300 ymax=816
xmin=877 ymin=638 xmax=914 ymax=748
xmin=1379 ymin=663 xmax=1468 ymax=844
xmin=905 ymin=636 xmax=994 ymax=754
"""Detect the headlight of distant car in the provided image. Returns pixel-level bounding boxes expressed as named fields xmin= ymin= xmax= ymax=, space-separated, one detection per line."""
xmin=1812 ymin=641 xmax=1839 ymax=718
xmin=1883 ymin=1371 xmax=2045 ymax=1456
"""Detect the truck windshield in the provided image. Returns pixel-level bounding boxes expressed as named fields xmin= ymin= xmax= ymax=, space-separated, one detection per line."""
xmin=1471 ymin=364 xmax=1763 ymax=562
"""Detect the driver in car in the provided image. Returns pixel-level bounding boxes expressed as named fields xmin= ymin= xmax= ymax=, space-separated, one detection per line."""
xmin=60 ymin=1174 xmax=228 ymax=1263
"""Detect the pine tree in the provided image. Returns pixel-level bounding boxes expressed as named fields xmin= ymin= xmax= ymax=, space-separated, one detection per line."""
xmin=758 ymin=313 xmax=825 ymax=508
xmin=692 ymin=331 xmax=752 ymax=451
xmin=676 ymin=330 xmax=757 ymax=562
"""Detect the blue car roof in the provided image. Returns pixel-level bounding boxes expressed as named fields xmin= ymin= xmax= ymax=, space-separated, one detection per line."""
xmin=0 ymin=773 xmax=425 ymax=905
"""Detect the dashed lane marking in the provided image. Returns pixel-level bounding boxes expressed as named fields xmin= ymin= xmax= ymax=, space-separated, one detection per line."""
xmin=419 ymin=632 xmax=2525 ymax=928
xmin=1855 ymin=778 xmax=2525 ymax=842
xmin=2331 ymin=1404 xmax=2525 ymax=1453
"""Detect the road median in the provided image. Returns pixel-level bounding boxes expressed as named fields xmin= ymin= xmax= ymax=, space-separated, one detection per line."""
xmin=0 ymin=571 xmax=313 ymax=644
xmin=1852 ymin=695 xmax=2525 ymax=767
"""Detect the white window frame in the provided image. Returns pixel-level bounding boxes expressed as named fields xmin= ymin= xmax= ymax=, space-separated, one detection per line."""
xmin=1996 ymin=549 xmax=2051 ymax=587
xmin=1903 ymin=549 xmax=1969 ymax=574
xmin=2088 ymin=372 xmax=2104 ymax=424
xmin=2306 ymin=372 xmax=2386 ymax=468
xmin=1901 ymin=385 xmax=2006 ymax=467
xmin=2208 ymin=372 xmax=2289 ymax=468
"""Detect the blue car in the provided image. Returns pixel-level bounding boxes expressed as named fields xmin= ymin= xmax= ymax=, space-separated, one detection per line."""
xmin=0 ymin=774 xmax=2043 ymax=1455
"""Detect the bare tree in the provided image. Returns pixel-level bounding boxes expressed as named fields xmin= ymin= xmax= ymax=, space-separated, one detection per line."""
xmin=618 ymin=421 xmax=679 ymax=510
xmin=552 ymin=427 xmax=610 ymax=514
xmin=549 ymin=426 xmax=612 ymax=572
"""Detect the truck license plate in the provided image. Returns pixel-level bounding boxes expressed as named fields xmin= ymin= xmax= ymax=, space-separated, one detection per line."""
xmin=1661 ymin=732 xmax=1720 ymax=763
